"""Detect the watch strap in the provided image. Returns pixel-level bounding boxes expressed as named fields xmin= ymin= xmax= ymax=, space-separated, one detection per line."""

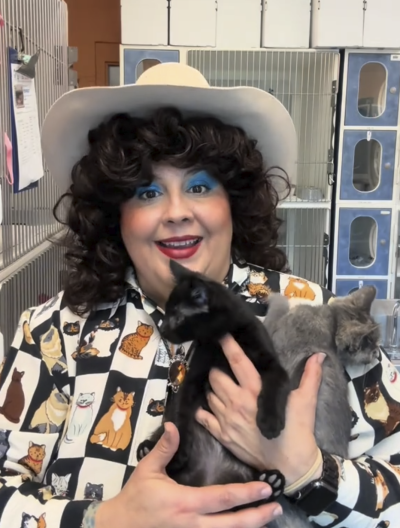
xmin=287 ymin=450 xmax=339 ymax=517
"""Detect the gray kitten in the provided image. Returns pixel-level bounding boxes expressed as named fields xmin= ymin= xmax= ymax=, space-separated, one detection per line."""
xmin=263 ymin=285 xmax=380 ymax=527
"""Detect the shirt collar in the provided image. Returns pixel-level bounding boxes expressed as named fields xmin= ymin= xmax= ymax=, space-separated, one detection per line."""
xmin=124 ymin=256 xmax=251 ymax=318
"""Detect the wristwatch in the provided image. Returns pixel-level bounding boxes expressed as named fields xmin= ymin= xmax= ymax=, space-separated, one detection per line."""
xmin=286 ymin=450 xmax=339 ymax=517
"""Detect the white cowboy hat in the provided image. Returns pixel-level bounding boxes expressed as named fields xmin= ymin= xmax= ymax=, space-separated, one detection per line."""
xmin=41 ymin=62 xmax=297 ymax=196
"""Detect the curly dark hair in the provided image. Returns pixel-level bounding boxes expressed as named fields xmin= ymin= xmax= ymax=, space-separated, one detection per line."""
xmin=54 ymin=107 xmax=290 ymax=315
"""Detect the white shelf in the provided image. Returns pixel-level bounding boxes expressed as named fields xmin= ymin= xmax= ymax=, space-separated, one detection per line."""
xmin=278 ymin=199 xmax=331 ymax=209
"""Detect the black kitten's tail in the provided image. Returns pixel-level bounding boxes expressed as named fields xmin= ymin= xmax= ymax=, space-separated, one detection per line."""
xmin=263 ymin=294 xmax=290 ymax=336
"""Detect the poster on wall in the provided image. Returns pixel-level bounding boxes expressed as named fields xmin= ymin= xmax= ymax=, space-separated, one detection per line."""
xmin=8 ymin=47 xmax=43 ymax=193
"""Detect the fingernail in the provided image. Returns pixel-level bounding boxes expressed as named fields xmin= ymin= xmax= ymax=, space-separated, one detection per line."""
xmin=260 ymin=486 xmax=272 ymax=498
xmin=316 ymin=353 xmax=326 ymax=365
xmin=163 ymin=423 xmax=171 ymax=440
xmin=273 ymin=506 xmax=283 ymax=517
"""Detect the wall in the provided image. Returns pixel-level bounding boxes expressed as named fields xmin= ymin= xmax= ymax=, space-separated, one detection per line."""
xmin=64 ymin=0 xmax=121 ymax=87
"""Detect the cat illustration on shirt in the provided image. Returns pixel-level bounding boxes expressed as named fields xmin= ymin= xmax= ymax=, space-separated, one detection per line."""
xmin=90 ymin=388 xmax=134 ymax=451
xmin=64 ymin=392 xmax=95 ymax=443
xmin=0 ymin=368 xmax=25 ymax=424
xmin=63 ymin=321 xmax=81 ymax=336
xmin=51 ymin=473 xmax=71 ymax=497
xmin=284 ymin=277 xmax=316 ymax=301
xmin=247 ymin=270 xmax=271 ymax=299
xmin=18 ymin=442 xmax=46 ymax=476
xmin=364 ymin=382 xmax=400 ymax=436
xmin=119 ymin=322 xmax=154 ymax=360
xmin=20 ymin=512 xmax=46 ymax=528
xmin=29 ymin=387 xmax=69 ymax=434
xmin=84 ymin=482 xmax=103 ymax=501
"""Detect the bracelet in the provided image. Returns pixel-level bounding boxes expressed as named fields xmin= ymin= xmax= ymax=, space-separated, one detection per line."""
xmin=284 ymin=449 xmax=323 ymax=495
xmin=82 ymin=501 xmax=102 ymax=528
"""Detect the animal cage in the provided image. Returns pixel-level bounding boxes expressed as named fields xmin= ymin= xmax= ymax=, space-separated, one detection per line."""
xmin=0 ymin=0 xmax=69 ymax=354
xmin=186 ymin=50 xmax=339 ymax=205
xmin=0 ymin=240 xmax=67 ymax=352
xmin=277 ymin=208 xmax=330 ymax=287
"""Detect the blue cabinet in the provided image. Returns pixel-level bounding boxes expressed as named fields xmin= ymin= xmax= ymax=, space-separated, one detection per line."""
xmin=334 ymin=51 xmax=400 ymax=299
xmin=340 ymin=130 xmax=396 ymax=201
xmin=124 ymin=50 xmax=180 ymax=85
xmin=345 ymin=53 xmax=400 ymax=127
xmin=335 ymin=279 xmax=388 ymax=299
xmin=336 ymin=208 xmax=391 ymax=276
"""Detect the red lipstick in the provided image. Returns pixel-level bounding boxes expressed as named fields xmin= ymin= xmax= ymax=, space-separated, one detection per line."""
xmin=155 ymin=236 xmax=202 ymax=259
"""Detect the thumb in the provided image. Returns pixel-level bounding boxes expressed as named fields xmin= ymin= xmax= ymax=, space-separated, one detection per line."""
xmin=140 ymin=422 xmax=180 ymax=474
xmin=299 ymin=353 xmax=325 ymax=405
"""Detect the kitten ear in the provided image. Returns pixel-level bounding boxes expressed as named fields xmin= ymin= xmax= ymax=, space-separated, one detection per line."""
xmin=349 ymin=286 xmax=376 ymax=312
xmin=169 ymin=259 xmax=193 ymax=281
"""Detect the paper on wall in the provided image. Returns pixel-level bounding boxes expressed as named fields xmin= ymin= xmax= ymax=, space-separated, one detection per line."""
xmin=10 ymin=62 xmax=43 ymax=191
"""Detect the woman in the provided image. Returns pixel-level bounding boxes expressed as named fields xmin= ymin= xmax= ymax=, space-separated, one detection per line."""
xmin=0 ymin=63 xmax=398 ymax=528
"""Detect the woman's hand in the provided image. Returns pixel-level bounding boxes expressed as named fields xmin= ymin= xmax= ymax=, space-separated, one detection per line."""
xmin=95 ymin=422 xmax=283 ymax=528
xmin=195 ymin=335 xmax=325 ymax=488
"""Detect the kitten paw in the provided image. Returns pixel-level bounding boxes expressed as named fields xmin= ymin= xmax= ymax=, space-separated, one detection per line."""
xmin=257 ymin=414 xmax=285 ymax=440
xmin=259 ymin=470 xmax=285 ymax=500
xmin=257 ymin=378 xmax=290 ymax=439
xmin=136 ymin=440 xmax=155 ymax=462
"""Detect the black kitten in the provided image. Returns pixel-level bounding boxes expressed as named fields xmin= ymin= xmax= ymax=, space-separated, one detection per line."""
xmin=137 ymin=260 xmax=290 ymax=500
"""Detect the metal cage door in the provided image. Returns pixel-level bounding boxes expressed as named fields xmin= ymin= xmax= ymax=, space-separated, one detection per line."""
xmin=345 ymin=53 xmax=400 ymax=127
xmin=335 ymin=279 xmax=388 ymax=299
xmin=336 ymin=208 xmax=391 ymax=276
xmin=340 ymin=130 xmax=396 ymax=201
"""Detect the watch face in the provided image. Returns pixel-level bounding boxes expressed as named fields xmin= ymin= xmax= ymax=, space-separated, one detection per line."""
xmin=296 ymin=482 xmax=338 ymax=517
xmin=293 ymin=452 xmax=339 ymax=517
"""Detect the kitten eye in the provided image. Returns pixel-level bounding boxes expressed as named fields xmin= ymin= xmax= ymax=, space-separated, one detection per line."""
xmin=360 ymin=335 xmax=372 ymax=349
xmin=343 ymin=344 xmax=354 ymax=355
xmin=191 ymin=287 xmax=208 ymax=306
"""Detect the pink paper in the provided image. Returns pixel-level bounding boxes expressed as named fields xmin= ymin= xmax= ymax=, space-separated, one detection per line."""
xmin=4 ymin=132 xmax=14 ymax=185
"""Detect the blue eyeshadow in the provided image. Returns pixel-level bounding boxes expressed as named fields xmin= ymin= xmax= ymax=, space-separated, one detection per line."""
xmin=186 ymin=171 xmax=219 ymax=190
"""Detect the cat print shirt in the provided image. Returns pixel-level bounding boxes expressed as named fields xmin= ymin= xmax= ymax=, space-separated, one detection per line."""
xmin=0 ymin=259 xmax=399 ymax=528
